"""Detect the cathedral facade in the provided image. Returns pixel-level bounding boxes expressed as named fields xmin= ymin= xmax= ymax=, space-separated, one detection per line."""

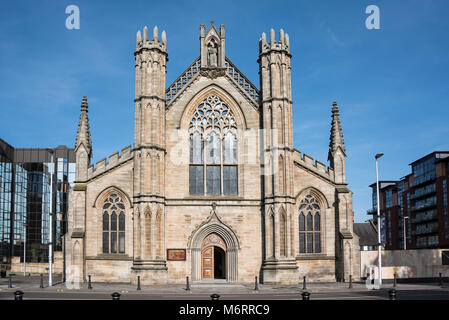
xmin=66 ymin=23 xmax=360 ymax=285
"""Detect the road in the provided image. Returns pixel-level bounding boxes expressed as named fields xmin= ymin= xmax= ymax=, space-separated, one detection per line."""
xmin=1 ymin=289 xmax=448 ymax=300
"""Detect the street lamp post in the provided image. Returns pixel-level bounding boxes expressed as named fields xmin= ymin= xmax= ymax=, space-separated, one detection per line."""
xmin=403 ymin=216 xmax=409 ymax=250
xmin=48 ymin=149 xmax=54 ymax=287
xmin=23 ymin=222 xmax=26 ymax=276
xmin=375 ymin=153 xmax=384 ymax=287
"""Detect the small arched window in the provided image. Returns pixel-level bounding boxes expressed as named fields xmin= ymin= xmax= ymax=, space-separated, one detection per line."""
xmin=102 ymin=193 xmax=125 ymax=254
xmin=189 ymin=94 xmax=238 ymax=195
xmin=298 ymin=194 xmax=321 ymax=254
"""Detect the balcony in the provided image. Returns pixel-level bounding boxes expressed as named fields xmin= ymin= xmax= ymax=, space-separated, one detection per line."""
xmin=411 ymin=210 xmax=438 ymax=224
xmin=411 ymin=197 xmax=437 ymax=212
xmin=412 ymin=223 xmax=439 ymax=236
xmin=410 ymin=184 xmax=436 ymax=200
xmin=416 ymin=235 xmax=439 ymax=248
xmin=410 ymin=174 xmax=436 ymax=188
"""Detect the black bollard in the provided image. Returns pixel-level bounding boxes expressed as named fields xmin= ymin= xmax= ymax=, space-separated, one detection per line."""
xmin=40 ymin=274 xmax=44 ymax=289
xmin=111 ymin=292 xmax=121 ymax=300
xmin=302 ymin=276 xmax=307 ymax=290
xmin=254 ymin=276 xmax=259 ymax=291
xmin=137 ymin=276 xmax=141 ymax=291
xmin=349 ymin=275 xmax=353 ymax=289
xmin=88 ymin=275 xmax=92 ymax=290
xmin=439 ymin=273 xmax=443 ymax=287
xmin=388 ymin=289 xmax=397 ymax=300
xmin=185 ymin=276 xmax=190 ymax=291
xmin=210 ymin=293 xmax=220 ymax=300
xmin=8 ymin=274 xmax=12 ymax=288
xmin=14 ymin=290 xmax=24 ymax=300
xmin=393 ymin=273 xmax=397 ymax=288
xmin=301 ymin=291 xmax=310 ymax=300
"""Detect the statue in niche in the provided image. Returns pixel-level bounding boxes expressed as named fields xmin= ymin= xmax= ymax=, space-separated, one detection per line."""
xmin=207 ymin=41 xmax=218 ymax=67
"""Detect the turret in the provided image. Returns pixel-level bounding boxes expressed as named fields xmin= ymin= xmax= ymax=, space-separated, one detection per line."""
xmin=133 ymin=25 xmax=167 ymax=195
xmin=259 ymin=28 xmax=298 ymax=278
xmin=258 ymin=28 xmax=293 ymax=197
xmin=133 ymin=25 xmax=168 ymax=271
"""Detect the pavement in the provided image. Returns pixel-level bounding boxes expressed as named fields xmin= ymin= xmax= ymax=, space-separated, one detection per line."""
xmin=1 ymin=274 xmax=448 ymax=300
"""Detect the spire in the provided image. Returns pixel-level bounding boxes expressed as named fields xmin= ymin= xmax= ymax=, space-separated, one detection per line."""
xmin=75 ymin=96 xmax=92 ymax=157
xmin=328 ymin=101 xmax=346 ymax=160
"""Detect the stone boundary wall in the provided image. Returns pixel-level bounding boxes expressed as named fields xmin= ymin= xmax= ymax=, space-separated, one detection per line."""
xmin=10 ymin=251 xmax=64 ymax=275
xmin=360 ymin=249 xmax=449 ymax=279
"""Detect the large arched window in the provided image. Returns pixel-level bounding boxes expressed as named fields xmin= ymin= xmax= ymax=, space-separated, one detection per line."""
xmin=189 ymin=94 xmax=238 ymax=195
xmin=102 ymin=193 xmax=125 ymax=254
xmin=298 ymin=194 xmax=321 ymax=254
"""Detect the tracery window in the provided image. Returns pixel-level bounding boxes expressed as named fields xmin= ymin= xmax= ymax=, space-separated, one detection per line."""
xmin=102 ymin=193 xmax=125 ymax=254
xmin=299 ymin=194 xmax=321 ymax=254
xmin=189 ymin=95 xmax=238 ymax=195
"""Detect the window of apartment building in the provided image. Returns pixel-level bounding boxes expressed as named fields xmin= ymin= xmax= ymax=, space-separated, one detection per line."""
xmin=387 ymin=211 xmax=392 ymax=246
xmin=0 ymin=161 xmax=13 ymax=256
xmin=372 ymin=189 xmax=377 ymax=209
xmin=13 ymin=161 xmax=53 ymax=263
xmin=413 ymin=157 xmax=436 ymax=186
xmin=407 ymin=193 xmax=412 ymax=244
xmin=443 ymin=179 xmax=449 ymax=240
xmin=386 ymin=189 xmax=393 ymax=208
xmin=397 ymin=181 xmax=404 ymax=207
xmin=397 ymin=181 xmax=404 ymax=249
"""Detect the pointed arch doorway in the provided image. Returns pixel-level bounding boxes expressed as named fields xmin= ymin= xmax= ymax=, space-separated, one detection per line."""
xmin=189 ymin=218 xmax=239 ymax=282
xmin=201 ymin=233 xmax=226 ymax=279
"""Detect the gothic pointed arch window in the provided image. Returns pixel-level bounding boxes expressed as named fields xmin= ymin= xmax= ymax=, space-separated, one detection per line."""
xmin=298 ymin=194 xmax=321 ymax=254
xmin=189 ymin=94 xmax=238 ymax=195
xmin=102 ymin=193 xmax=126 ymax=254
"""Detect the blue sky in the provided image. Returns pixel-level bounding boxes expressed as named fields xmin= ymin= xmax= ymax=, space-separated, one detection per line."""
xmin=1 ymin=0 xmax=448 ymax=222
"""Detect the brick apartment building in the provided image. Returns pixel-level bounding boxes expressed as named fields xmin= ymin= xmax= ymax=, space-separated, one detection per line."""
xmin=368 ymin=151 xmax=449 ymax=250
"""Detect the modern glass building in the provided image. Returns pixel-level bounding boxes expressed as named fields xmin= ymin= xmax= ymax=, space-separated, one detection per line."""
xmin=367 ymin=151 xmax=449 ymax=250
xmin=0 ymin=139 xmax=75 ymax=273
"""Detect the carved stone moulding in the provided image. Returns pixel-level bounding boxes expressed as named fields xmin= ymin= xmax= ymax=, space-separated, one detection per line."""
xmin=200 ymin=67 xmax=226 ymax=79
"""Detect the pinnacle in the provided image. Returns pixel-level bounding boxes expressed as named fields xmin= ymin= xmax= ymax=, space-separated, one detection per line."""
xmin=75 ymin=95 xmax=92 ymax=155
xmin=329 ymin=101 xmax=346 ymax=157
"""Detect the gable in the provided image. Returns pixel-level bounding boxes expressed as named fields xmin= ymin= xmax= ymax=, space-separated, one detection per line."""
xmin=165 ymin=56 xmax=259 ymax=110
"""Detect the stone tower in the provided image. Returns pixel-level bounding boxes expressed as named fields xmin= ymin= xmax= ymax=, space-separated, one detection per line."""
xmin=131 ymin=26 xmax=168 ymax=283
xmin=258 ymin=29 xmax=299 ymax=283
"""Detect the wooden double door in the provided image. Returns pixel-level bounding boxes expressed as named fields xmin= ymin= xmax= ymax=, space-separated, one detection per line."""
xmin=201 ymin=233 xmax=226 ymax=280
